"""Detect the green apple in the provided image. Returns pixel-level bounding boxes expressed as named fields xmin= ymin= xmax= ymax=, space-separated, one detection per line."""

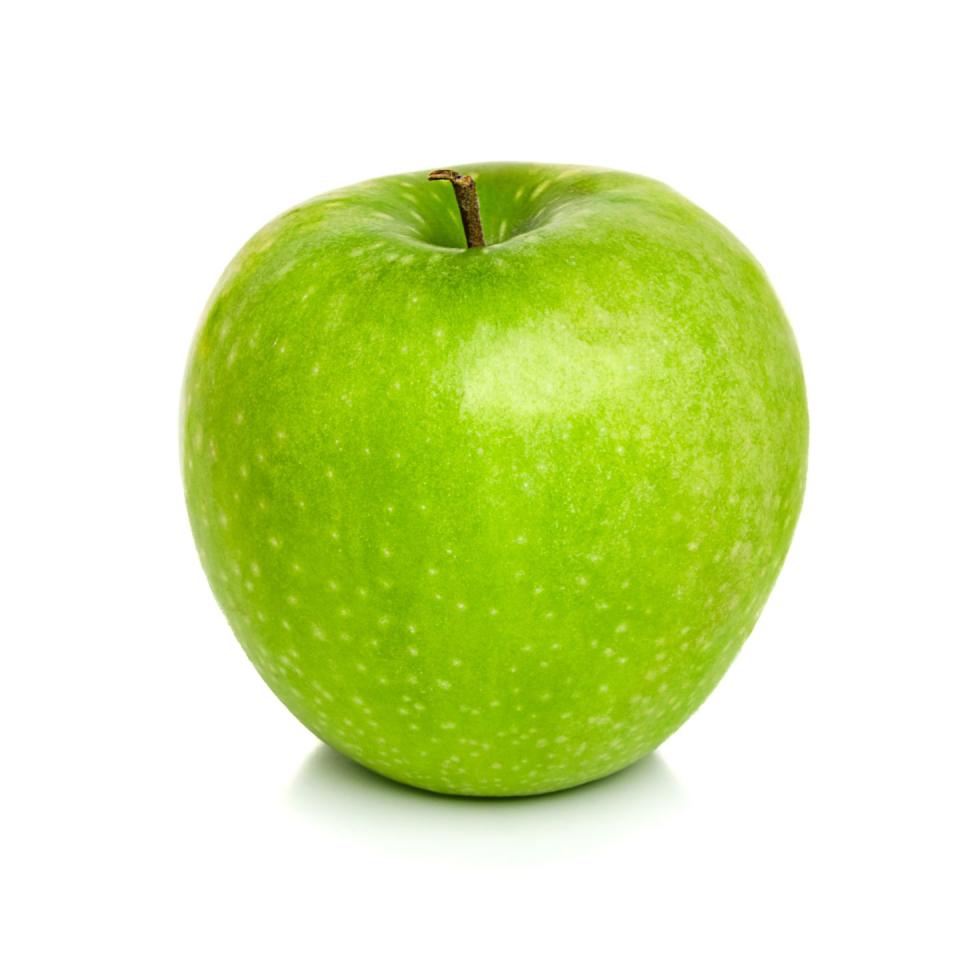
xmin=182 ymin=163 xmax=807 ymax=796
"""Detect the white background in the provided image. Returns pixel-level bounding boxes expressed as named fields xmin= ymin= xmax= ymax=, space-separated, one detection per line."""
xmin=2 ymin=2 xmax=958 ymax=957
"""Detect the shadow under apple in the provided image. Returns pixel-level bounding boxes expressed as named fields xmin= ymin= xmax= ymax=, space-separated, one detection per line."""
xmin=287 ymin=745 xmax=685 ymax=862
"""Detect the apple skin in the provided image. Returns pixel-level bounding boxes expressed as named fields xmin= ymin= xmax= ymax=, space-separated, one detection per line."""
xmin=182 ymin=163 xmax=807 ymax=796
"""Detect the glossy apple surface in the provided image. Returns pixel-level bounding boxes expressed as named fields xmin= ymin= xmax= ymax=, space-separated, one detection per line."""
xmin=182 ymin=163 xmax=807 ymax=796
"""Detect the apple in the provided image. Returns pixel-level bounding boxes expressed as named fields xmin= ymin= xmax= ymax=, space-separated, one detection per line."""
xmin=182 ymin=163 xmax=807 ymax=796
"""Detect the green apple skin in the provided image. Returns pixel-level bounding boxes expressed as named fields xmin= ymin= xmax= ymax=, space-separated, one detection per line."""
xmin=182 ymin=163 xmax=807 ymax=797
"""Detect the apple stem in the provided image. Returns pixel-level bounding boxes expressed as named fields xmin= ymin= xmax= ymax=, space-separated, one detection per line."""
xmin=427 ymin=169 xmax=486 ymax=248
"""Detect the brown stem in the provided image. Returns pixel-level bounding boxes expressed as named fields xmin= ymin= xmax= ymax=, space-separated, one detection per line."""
xmin=427 ymin=169 xmax=485 ymax=248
